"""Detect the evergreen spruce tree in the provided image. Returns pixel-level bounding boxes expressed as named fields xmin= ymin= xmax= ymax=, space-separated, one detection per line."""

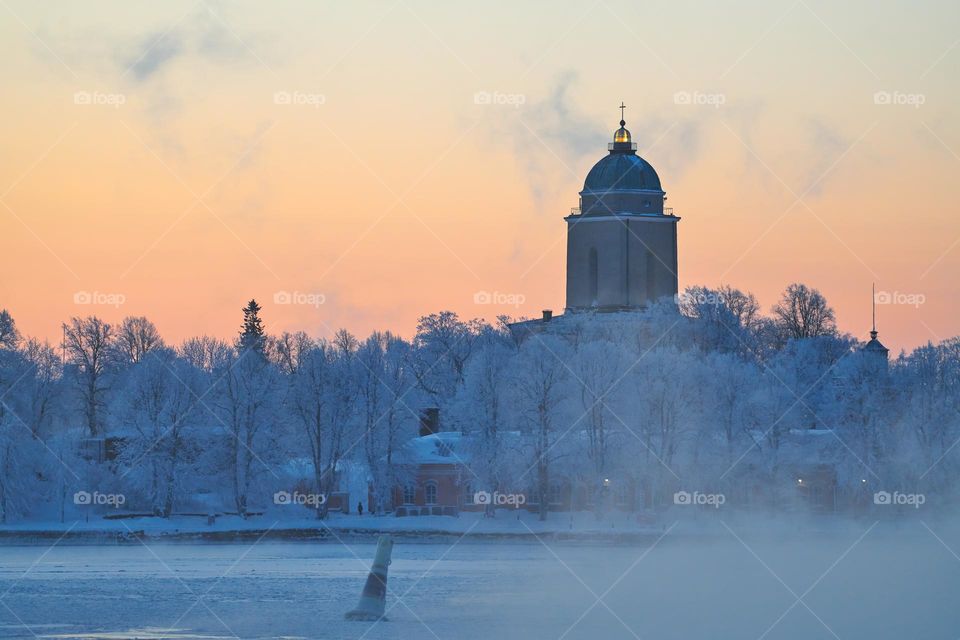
xmin=237 ymin=299 xmax=266 ymax=355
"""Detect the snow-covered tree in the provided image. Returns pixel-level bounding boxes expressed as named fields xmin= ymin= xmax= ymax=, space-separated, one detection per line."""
xmin=180 ymin=335 xmax=232 ymax=373
xmin=0 ymin=310 xmax=20 ymax=350
xmin=771 ymin=283 xmax=837 ymax=340
xmin=286 ymin=340 xmax=356 ymax=518
xmin=511 ymin=336 xmax=572 ymax=521
xmin=412 ymin=312 xmax=485 ymax=404
xmin=356 ymin=332 xmax=419 ymax=514
xmin=115 ymin=316 xmax=164 ymax=366
xmin=452 ymin=328 xmax=516 ymax=513
xmin=680 ymin=285 xmax=759 ymax=355
xmin=623 ymin=348 xmax=702 ymax=506
xmin=215 ymin=302 xmax=282 ymax=517
xmin=16 ymin=339 xmax=61 ymax=438
xmin=63 ymin=316 xmax=115 ymax=436
xmin=237 ymin=299 xmax=267 ymax=354
xmin=114 ymin=349 xmax=202 ymax=516
xmin=571 ymin=339 xmax=624 ymax=484
xmin=0 ymin=338 xmax=64 ymax=523
xmin=270 ymin=331 xmax=315 ymax=375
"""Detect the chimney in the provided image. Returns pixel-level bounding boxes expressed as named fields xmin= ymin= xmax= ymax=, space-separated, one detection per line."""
xmin=542 ymin=309 xmax=553 ymax=322
xmin=418 ymin=407 xmax=440 ymax=436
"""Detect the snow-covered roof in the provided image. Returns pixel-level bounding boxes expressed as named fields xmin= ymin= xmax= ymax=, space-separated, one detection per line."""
xmin=394 ymin=432 xmax=472 ymax=465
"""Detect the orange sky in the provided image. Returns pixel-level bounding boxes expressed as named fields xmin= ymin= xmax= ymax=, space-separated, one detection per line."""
xmin=1 ymin=1 xmax=958 ymax=352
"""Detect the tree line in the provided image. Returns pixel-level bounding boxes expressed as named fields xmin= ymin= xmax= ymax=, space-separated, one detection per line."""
xmin=0 ymin=283 xmax=957 ymax=523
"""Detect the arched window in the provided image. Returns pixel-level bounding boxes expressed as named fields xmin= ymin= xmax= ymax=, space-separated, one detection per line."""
xmin=425 ymin=482 xmax=438 ymax=505
xmin=588 ymin=248 xmax=599 ymax=304
xmin=403 ymin=485 xmax=416 ymax=505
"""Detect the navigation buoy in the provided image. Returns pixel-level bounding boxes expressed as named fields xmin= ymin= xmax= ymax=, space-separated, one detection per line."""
xmin=345 ymin=534 xmax=394 ymax=621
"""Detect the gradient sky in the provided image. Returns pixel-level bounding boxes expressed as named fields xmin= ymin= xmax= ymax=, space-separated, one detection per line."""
xmin=1 ymin=0 xmax=958 ymax=352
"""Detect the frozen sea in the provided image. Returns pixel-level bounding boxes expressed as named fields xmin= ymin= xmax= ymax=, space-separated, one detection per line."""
xmin=0 ymin=521 xmax=957 ymax=639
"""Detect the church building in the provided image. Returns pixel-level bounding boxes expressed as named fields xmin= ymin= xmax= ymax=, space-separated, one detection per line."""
xmin=511 ymin=108 xmax=681 ymax=339
xmin=566 ymin=111 xmax=680 ymax=312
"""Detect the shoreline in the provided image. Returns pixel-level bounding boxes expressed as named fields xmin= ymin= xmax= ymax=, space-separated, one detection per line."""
xmin=0 ymin=526 xmax=669 ymax=545
xmin=0 ymin=510 xmax=928 ymax=545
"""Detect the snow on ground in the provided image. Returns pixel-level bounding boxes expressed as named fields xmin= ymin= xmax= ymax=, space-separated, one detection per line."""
xmin=0 ymin=521 xmax=958 ymax=639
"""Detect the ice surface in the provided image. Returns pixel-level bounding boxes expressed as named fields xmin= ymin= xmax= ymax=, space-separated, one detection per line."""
xmin=0 ymin=521 xmax=957 ymax=639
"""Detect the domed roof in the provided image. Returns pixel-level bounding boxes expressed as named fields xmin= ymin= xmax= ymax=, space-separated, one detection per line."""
xmin=583 ymin=151 xmax=662 ymax=192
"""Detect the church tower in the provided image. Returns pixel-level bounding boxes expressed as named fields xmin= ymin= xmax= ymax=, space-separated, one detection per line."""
xmin=862 ymin=284 xmax=890 ymax=372
xmin=565 ymin=107 xmax=680 ymax=311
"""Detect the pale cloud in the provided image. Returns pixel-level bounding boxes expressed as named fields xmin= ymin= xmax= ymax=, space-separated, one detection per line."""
xmin=125 ymin=33 xmax=183 ymax=81
xmin=119 ymin=4 xmax=263 ymax=82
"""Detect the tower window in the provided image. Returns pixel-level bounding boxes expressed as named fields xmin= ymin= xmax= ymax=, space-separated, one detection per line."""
xmin=588 ymin=248 xmax=599 ymax=305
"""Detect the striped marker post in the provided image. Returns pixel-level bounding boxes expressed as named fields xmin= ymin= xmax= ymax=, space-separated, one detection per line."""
xmin=345 ymin=534 xmax=394 ymax=621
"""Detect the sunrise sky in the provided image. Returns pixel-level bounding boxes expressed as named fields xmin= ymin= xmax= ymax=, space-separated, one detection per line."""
xmin=1 ymin=1 xmax=958 ymax=351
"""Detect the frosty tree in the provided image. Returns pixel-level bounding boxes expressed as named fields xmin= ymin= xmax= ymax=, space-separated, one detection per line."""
xmin=772 ymin=283 xmax=837 ymax=340
xmin=237 ymin=300 xmax=267 ymax=354
xmin=0 ymin=279 xmax=956 ymax=523
xmin=217 ymin=300 xmax=281 ymax=517
xmin=114 ymin=349 xmax=202 ymax=516
xmin=0 ymin=310 xmax=20 ymax=349
xmin=63 ymin=316 xmax=115 ymax=437
xmin=512 ymin=336 xmax=572 ymax=521
xmin=285 ymin=338 xmax=356 ymax=518
xmin=115 ymin=316 xmax=164 ymax=366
